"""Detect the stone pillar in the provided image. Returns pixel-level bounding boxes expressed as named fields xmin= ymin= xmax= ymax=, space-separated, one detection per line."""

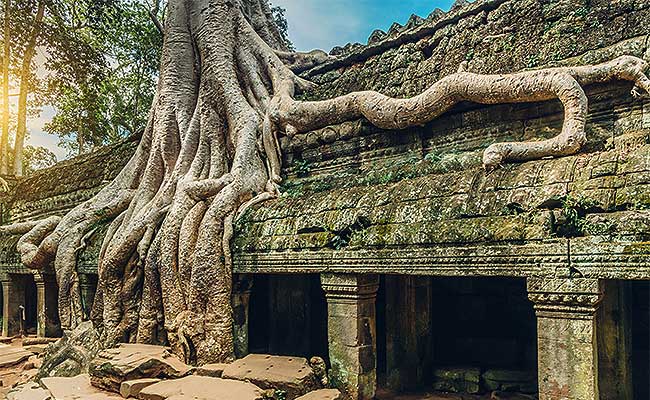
xmin=34 ymin=273 xmax=60 ymax=338
xmin=385 ymin=275 xmax=432 ymax=391
xmin=321 ymin=273 xmax=379 ymax=400
xmin=78 ymin=273 xmax=97 ymax=319
xmin=1 ymin=273 xmax=25 ymax=337
xmin=527 ymin=278 xmax=603 ymax=400
xmin=597 ymin=280 xmax=632 ymax=400
xmin=232 ymin=274 xmax=253 ymax=359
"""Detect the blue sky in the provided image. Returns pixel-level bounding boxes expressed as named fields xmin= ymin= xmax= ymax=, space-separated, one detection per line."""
xmin=29 ymin=0 xmax=456 ymax=161
xmin=272 ymin=0 xmax=456 ymax=52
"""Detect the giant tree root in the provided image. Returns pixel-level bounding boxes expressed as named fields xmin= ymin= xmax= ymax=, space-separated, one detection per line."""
xmin=3 ymin=0 xmax=649 ymax=368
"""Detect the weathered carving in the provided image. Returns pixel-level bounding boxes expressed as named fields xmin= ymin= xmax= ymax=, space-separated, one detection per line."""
xmin=527 ymin=278 xmax=603 ymax=318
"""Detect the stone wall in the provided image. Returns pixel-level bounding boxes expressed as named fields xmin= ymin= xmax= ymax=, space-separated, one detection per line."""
xmin=0 ymin=1 xmax=648 ymax=398
xmin=233 ymin=0 xmax=650 ymax=281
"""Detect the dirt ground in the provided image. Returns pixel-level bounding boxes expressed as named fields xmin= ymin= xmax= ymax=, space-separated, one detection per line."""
xmin=0 ymin=337 xmax=41 ymax=399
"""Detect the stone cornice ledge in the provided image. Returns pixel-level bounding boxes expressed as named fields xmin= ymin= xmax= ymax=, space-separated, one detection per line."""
xmin=233 ymin=242 xmax=650 ymax=280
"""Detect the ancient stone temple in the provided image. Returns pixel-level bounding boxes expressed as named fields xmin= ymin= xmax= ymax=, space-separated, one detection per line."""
xmin=1 ymin=0 xmax=650 ymax=399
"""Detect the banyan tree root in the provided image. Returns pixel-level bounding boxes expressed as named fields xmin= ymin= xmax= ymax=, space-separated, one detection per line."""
xmin=4 ymin=0 xmax=649 ymax=367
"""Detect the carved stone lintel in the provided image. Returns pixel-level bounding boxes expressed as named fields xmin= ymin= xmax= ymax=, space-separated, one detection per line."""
xmin=527 ymin=277 xmax=603 ymax=319
xmin=321 ymin=273 xmax=379 ymax=301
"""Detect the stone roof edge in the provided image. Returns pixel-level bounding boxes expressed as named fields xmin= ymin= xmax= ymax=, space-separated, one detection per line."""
xmin=302 ymin=0 xmax=508 ymax=78
xmin=18 ymin=133 xmax=140 ymax=182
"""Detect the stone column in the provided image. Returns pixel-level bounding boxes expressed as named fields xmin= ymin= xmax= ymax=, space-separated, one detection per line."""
xmin=597 ymin=280 xmax=632 ymax=400
xmin=78 ymin=273 xmax=97 ymax=319
xmin=527 ymin=278 xmax=603 ymax=400
xmin=385 ymin=275 xmax=432 ymax=391
xmin=321 ymin=273 xmax=379 ymax=400
xmin=34 ymin=273 xmax=60 ymax=338
xmin=232 ymin=274 xmax=253 ymax=359
xmin=1 ymin=273 xmax=25 ymax=337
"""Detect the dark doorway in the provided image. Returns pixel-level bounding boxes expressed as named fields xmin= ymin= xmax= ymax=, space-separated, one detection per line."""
xmin=23 ymin=275 xmax=38 ymax=335
xmin=249 ymin=274 xmax=328 ymax=362
xmin=630 ymin=281 xmax=650 ymax=400
xmin=377 ymin=276 xmax=537 ymax=396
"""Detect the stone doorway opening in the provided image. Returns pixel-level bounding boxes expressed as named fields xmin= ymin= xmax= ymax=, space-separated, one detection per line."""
xmin=248 ymin=274 xmax=329 ymax=363
xmin=23 ymin=275 xmax=38 ymax=335
xmin=376 ymin=276 xmax=537 ymax=397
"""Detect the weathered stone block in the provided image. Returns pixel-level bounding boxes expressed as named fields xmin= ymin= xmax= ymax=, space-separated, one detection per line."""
xmin=528 ymin=278 xmax=603 ymax=400
xmin=119 ymin=378 xmax=160 ymax=398
xmin=6 ymin=382 xmax=52 ymax=400
xmin=194 ymin=363 xmax=228 ymax=378
xmin=42 ymin=374 xmax=123 ymax=400
xmin=432 ymin=367 xmax=481 ymax=394
xmin=295 ymin=389 xmax=342 ymax=400
xmin=138 ymin=376 xmax=264 ymax=400
xmin=221 ymin=354 xmax=320 ymax=400
xmin=88 ymin=344 xmax=192 ymax=393
xmin=321 ymin=274 xmax=379 ymax=400
xmin=482 ymin=369 xmax=537 ymax=394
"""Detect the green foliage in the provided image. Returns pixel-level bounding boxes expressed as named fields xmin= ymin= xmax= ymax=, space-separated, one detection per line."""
xmin=465 ymin=49 xmax=474 ymax=62
xmin=22 ymin=145 xmax=57 ymax=174
xmin=1 ymin=144 xmax=57 ymax=175
xmin=42 ymin=0 xmax=163 ymax=156
xmin=293 ymin=158 xmax=311 ymax=177
xmin=270 ymin=5 xmax=293 ymax=51
xmin=554 ymin=195 xmax=598 ymax=237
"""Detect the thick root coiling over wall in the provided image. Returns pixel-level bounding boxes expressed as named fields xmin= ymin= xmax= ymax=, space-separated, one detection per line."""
xmin=4 ymin=0 xmax=649 ymax=367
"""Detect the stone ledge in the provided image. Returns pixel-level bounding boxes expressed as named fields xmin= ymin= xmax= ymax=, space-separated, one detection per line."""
xmin=233 ymin=241 xmax=650 ymax=280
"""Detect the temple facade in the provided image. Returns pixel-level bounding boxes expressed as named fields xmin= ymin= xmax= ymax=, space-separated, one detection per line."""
xmin=1 ymin=0 xmax=650 ymax=399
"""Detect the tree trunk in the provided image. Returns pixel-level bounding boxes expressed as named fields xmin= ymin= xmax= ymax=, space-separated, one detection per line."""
xmin=1 ymin=0 xmax=9 ymax=175
xmin=13 ymin=0 xmax=45 ymax=177
xmin=6 ymin=0 xmax=650 ymax=368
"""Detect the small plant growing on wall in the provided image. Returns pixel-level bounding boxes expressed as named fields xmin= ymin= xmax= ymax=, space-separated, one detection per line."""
xmin=553 ymin=195 xmax=598 ymax=237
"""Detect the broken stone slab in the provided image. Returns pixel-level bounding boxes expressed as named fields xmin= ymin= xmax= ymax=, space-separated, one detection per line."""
xmin=88 ymin=344 xmax=192 ymax=393
xmin=193 ymin=363 xmax=228 ymax=378
xmin=0 ymin=336 xmax=15 ymax=344
xmin=22 ymin=338 xmax=59 ymax=346
xmin=483 ymin=368 xmax=537 ymax=394
xmin=23 ymin=355 xmax=43 ymax=371
xmin=432 ymin=367 xmax=481 ymax=394
xmin=222 ymin=354 xmax=321 ymax=400
xmin=482 ymin=369 xmax=535 ymax=382
xmin=295 ymin=389 xmax=342 ymax=400
xmin=119 ymin=378 xmax=160 ymax=398
xmin=6 ymin=382 xmax=52 ymax=400
xmin=0 ymin=344 xmax=34 ymax=368
xmin=41 ymin=374 xmax=123 ymax=400
xmin=24 ymin=344 xmax=48 ymax=355
xmin=138 ymin=376 xmax=265 ymax=400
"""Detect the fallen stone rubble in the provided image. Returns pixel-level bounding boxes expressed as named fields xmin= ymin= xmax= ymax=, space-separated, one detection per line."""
xmin=5 ymin=345 xmax=340 ymax=400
